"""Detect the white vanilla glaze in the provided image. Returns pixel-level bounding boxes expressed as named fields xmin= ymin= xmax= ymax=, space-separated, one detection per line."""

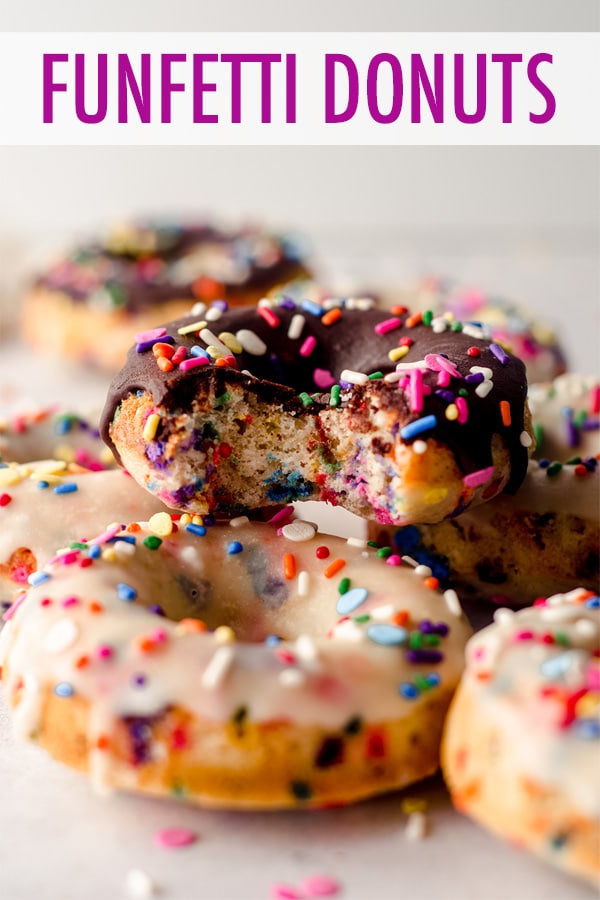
xmin=0 ymin=406 xmax=115 ymax=469
xmin=0 ymin=461 xmax=168 ymax=607
xmin=528 ymin=374 xmax=599 ymax=463
xmin=462 ymin=588 xmax=600 ymax=817
xmin=0 ymin=517 xmax=472 ymax=764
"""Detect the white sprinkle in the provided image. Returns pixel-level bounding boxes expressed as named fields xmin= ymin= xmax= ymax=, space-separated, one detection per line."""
xmin=180 ymin=545 xmax=200 ymax=565
xmin=470 ymin=366 xmax=493 ymax=379
xmin=295 ymin=635 xmax=321 ymax=670
xmin=431 ymin=316 xmax=449 ymax=333
xmin=384 ymin=372 xmax=401 ymax=384
xmin=281 ymin=521 xmax=317 ymax=543
xmin=205 ymin=306 xmax=223 ymax=322
xmin=405 ymin=811 xmax=428 ymax=841
xmin=346 ymin=537 xmax=368 ymax=549
xmin=190 ymin=302 xmax=207 ymax=317
xmin=340 ymin=369 xmax=368 ymax=385
xmin=236 ymin=329 xmax=267 ymax=356
xmin=370 ymin=604 xmax=394 ymax=621
xmin=493 ymin=608 xmax=515 ymax=627
xmin=333 ymin=619 xmax=364 ymax=642
xmin=287 ymin=313 xmax=306 ymax=340
xmin=114 ymin=540 xmax=136 ymax=559
xmin=229 ymin=516 xmax=250 ymax=528
xmin=401 ymin=555 xmax=419 ymax=568
xmin=520 ymin=430 xmax=533 ymax=448
xmin=125 ymin=868 xmax=156 ymax=899
xmin=201 ymin=645 xmax=235 ymax=689
xmin=566 ymin=587 xmax=589 ymax=603
xmin=539 ymin=605 xmax=579 ymax=622
xmin=322 ymin=297 xmax=343 ymax=309
xmin=348 ymin=296 xmax=375 ymax=310
xmin=475 ymin=380 xmax=494 ymax=399
xmin=257 ymin=297 xmax=273 ymax=307
xmin=199 ymin=328 xmax=230 ymax=355
xmin=43 ymin=618 xmax=80 ymax=654
xmin=574 ymin=618 xmax=597 ymax=638
xmin=443 ymin=589 xmax=462 ymax=617
xmin=412 ymin=440 xmax=428 ymax=455
xmin=462 ymin=323 xmax=490 ymax=340
xmin=278 ymin=668 xmax=307 ymax=687
xmin=298 ymin=570 xmax=310 ymax=597
xmin=414 ymin=564 xmax=433 ymax=578
xmin=395 ymin=359 xmax=428 ymax=371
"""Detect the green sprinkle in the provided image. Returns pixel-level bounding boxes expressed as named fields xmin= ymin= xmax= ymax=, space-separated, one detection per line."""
xmin=330 ymin=385 xmax=341 ymax=408
xmin=354 ymin=614 xmax=371 ymax=624
xmin=367 ymin=540 xmax=379 ymax=548
xmin=547 ymin=462 xmax=563 ymax=477
xmin=144 ymin=535 xmax=163 ymax=550
xmin=376 ymin=546 xmax=393 ymax=559
xmin=338 ymin=577 xmax=351 ymax=595
xmin=414 ymin=674 xmax=433 ymax=692
xmin=422 ymin=310 xmax=433 ymax=326
xmin=299 ymin=392 xmax=314 ymax=407
xmin=69 ymin=542 xmax=88 ymax=550
xmin=423 ymin=634 xmax=441 ymax=647
xmin=214 ymin=392 xmax=231 ymax=408
xmin=555 ymin=631 xmax=570 ymax=647
xmin=534 ymin=424 xmax=544 ymax=447
xmin=574 ymin=410 xmax=587 ymax=427
xmin=451 ymin=321 xmax=463 ymax=331
xmin=409 ymin=632 xmax=423 ymax=649
xmin=290 ymin=780 xmax=312 ymax=801
xmin=566 ymin=456 xmax=582 ymax=465
xmin=343 ymin=715 xmax=363 ymax=735
xmin=368 ymin=371 xmax=383 ymax=380
xmin=458 ymin=388 xmax=468 ymax=397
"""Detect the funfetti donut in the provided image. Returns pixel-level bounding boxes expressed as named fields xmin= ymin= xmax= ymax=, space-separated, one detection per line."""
xmin=100 ymin=299 xmax=533 ymax=527
xmin=0 ymin=514 xmax=472 ymax=809
xmin=442 ymin=588 xmax=600 ymax=886
xmin=528 ymin=373 xmax=600 ymax=463
xmin=0 ymin=461 xmax=168 ymax=615
xmin=22 ymin=221 xmax=309 ymax=371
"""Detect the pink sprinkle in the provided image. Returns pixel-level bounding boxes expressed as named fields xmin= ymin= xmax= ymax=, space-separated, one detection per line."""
xmin=276 ymin=647 xmax=297 ymax=665
xmin=179 ymin=356 xmax=210 ymax=371
xmin=59 ymin=551 xmax=80 ymax=566
xmin=591 ymin=385 xmax=600 ymax=415
xmin=436 ymin=370 xmax=451 ymax=388
xmin=268 ymin=506 xmax=295 ymax=526
xmin=385 ymin=554 xmax=402 ymax=567
xmin=270 ymin=885 xmax=301 ymax=900
xmin=374 ymin=316 xmax=402 ymax=336
xmin=313 ymin=368 xmax=336 ymax=389
xmin=463 ymin=466 xmax=495 ymax=488
xmin=134 ymin=327 xmax=167 ymax=343
xmin=153 ymin=827 xmax=198 ymax=849
xmin=409 ymin=369 xmax=424 ymax=413
xmin=97 ymin=644 xmax=114 ymax=659
xmin=172 ymin=346 xmax=188 ymax=365
xmin=2 ymin=592 xmax=26 ymax=622
xmin=88 ymin=523 xmax=122 ymax=546
xmin=62 ymin=596 xmax=79 ymax=608
xmin=299 ymin=336 xmax=317 ymax=357
xmin=300 ymin=874 xmax=341 ymax=897
xmin=151 ymin=628 xmax=168 ymax=644
xmin=455 ymin=396 xmax=469 ymax=424
xmin=513 ymin=630 xmax=535 ymax=642
xmin=258 ymin=306 xmax=281 ymax=328
xmin=585 ymin=663 xmax=600 ymax=690
xmin=425 ymin=353 xmax=462 ymax=380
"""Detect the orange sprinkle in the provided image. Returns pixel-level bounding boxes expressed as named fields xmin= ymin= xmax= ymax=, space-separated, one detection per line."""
xmin=424 ymin=577 xmax=440 ymax=591
xmin=392 ymin=610 xmax=409 ymax=626
xmin=283 ymin=553 xmax=296 ymax=580
xmin=500 ymin=400 xmax=511 ymax=427
xmin=96 ymin=735 xmax=110 ymax=751
xmin=321 ymin=308 xmax=342 ymax=326
xmin=390 ymin=305 xmax=408 ymax=316
xmin=75 ymin=655 xmax=89 ymax=669
xmin=179 ymin=618 xmax=208 ymax=633
xmin=157 ymin=356 xmax=174 ymax=373
xmin=126 ymin=522 xmax=142 ymax=533
xmin=324 ymin=558 xmax=346 ymax=578
xmin=89 ymin=601 xmax=104 ymax=614
xmin=152 ymin=342 xmax=175 ymax=359
xmin=405 ymin=311 xmax=423 ymax=328
xmin=475 ymin=671 xmax=492 ymax=682
xmin=136 ymin=635 xmax=156 ymax=654
xmin=192 ymin=276 xmax=224 ymax=301
xmin=575 ymin=589 xmax=596 ymax=602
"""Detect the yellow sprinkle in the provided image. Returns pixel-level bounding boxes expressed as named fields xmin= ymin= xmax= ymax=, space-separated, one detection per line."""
xmin=0 ymin=467 xmax=22 ymax=487
xmin=214 ymin=625 xmax=235 ymax=643
xmin=53 ymin=443 xmax=75 ymax=463
xmin=30 ymin=459 xmax=69 ymax=476
xmin=423 ymin=487 xmax=448 ymax=505
xmin=29 ymin=473 xmax=63 ymax=486
xmin=445 ymin=404 xmax=458 ymax=421
xmin=142 ymin=413 xmax=161 ymax=442
xmin=177 ymin=319 xmax=207 ymax=336
xmin=102 ymin=547 xmax=117 ymax=562
xmin=206 ymin=345 xmax=227 ymax=360
xmin=218 ymin=332 xmax=243 ymax=354
xmin=180 ymin=513 xmax=192 ymax=526
xmin=401 ymin=797 xmax=428 ymax=814
xmin=148 ymin=512 xmax=174 ymax=536
xmin=388 ymin=345 xmax=409 ymax=362
xmin=575 ymin=692 xmax=599 ymax=717
xmin=192 ymin=514 xmax=204 ymax=525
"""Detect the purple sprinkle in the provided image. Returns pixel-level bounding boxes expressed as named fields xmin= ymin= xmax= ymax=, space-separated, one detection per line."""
xmin=465 ymin=372 xmax=485 ymax=385
xmin=406 ymin=649 xmax=444 ymax=665
xmin=278 ymin=297 xmax=296 ymax=310
xmin=136 ymin=335 xmax=175 ymax=353
xmin=435 ymin=622 xmax=450 ymax=637
xmin=581 ymin=419 xmax=600 ymax=432
xmin=566 ymin=419 xmax=579 ymax=448
xmin=149 ymin=604 xmax=166 ymax=617
xmin=132 ymin=673 xmax=147 ymax=687
xmin=419 ymin=620 xmax=435 ymax=634
xmin=435 ymin=389 xmax=455 ymax=403
xmin=210 ymin=299 xmax=228 ymax=311
xmin=489 ymin=343 xmax=509 ymax=365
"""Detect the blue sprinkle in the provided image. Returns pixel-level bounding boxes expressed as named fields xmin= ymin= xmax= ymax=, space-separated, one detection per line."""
xmin=585 ymin=596 xmax=600 ymax=608
xmin=109 ymin=535 xmax=136 ymax=545
xmin=117 ymin=582 xmax=137 ymax=602
xmin=400 ymin=415 xmax=437 ymax=441
xmin=367 ymin=624 xmax=409 ymax=646
xmin=265 ymin=634 xmax=282 ymax=646
xmin=185 ymin=523 xmax=207 ymax=537
xmin=227 ymin=541 xmax=243 ymax=555
xmin=572 ymin=719 xmax=600 ymax=740
xmin=88 ymin=544 xmax=102 ymax=559
xmin=54 ymin=682 xmax=74 ymax=698
xmin=398 ymin=682 xmax=419 ymax=699
xmin=336 ymin=587 xmax=369 ymax=616
xmin=301 ymin=299 xmax=324 ymax=317
xmin=426 ymin=672 xmax=441 ymax=687
xmin=53 ymin=482 xmax=78 ymax=495
xmin=28 ymin=571 xmax=50 ymax=586
xmin=489 ymin=343 xmax=509 ymax=365
xmin=540 ymin=652 xmax=575 ymax=680
xmin=190 ymin=345 xmax=210 ymax=359
xmin=37 ymin=480 xmax=50 ymax=490
xmin=538 ymin=458 xmax=550 ymax=469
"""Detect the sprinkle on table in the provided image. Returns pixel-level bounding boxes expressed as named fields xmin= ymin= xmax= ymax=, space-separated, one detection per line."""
xmin=153 ymin=827 xmax=198 ymax=849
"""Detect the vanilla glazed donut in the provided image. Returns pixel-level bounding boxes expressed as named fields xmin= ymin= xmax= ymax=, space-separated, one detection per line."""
xmin=442 ymin=588 xmax=600 ymax=886
xmin=0 ymin=405 xmax=115 ymax=470
xmin=368 ymin=374 xmax=600 ymax=607
xmin=100 ymin=299 xmax=533 ymax=526
xmin=0 ymin=514 xmax=472 ymax=809
xmin=22 ymin=221 xmax=309 ymax=371
xmin=410 ymin=277 xmax=567 ymax=384
xmin=0 ymin=461 xmax=168 ymax=615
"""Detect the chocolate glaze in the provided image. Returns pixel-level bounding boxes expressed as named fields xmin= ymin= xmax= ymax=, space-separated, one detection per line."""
xmin=36 ymin=223 xmax=307 ymax=313
xmin=101 ymin=304 xmax=530 ymax=494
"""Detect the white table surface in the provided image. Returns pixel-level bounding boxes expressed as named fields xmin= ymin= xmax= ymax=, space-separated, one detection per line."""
xmin=0 ymin=341 xmax=597 ymax=900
